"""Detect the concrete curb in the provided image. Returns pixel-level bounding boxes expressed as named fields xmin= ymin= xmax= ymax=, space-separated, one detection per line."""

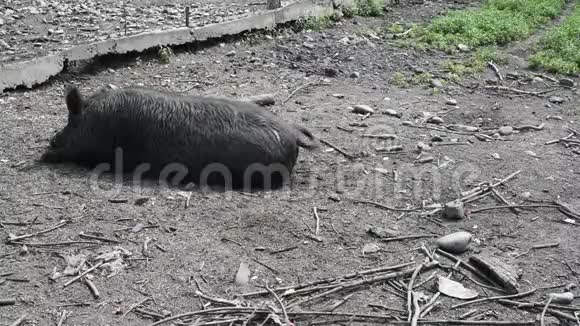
xmin=1 ymin=0 xmax=349 ymax=92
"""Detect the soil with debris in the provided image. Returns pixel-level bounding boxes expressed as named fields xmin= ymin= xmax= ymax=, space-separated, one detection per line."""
xmin=0 ymin=0 xmax=276 ymax=64
xmin=1 ymin=1 xmax=579 ymax=325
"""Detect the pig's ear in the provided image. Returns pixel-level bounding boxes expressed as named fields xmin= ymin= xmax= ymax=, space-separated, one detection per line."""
xmin=64 ymin=84 xmax=83 ymax=115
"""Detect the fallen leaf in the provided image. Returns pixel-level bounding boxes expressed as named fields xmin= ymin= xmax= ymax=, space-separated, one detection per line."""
xmin=438 ymin=276 xmax=479 ymax=300
xmin=234 ymin=262 xmax=250 ymax=285
xmin=132 ymin=223 xmax=145 ymax=233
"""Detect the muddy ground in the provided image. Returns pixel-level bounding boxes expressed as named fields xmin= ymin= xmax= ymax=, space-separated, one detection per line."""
xmin=1 ymin=0 xmax=579 ymax=325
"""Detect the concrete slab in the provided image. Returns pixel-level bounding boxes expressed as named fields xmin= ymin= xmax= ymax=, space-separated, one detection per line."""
xmin=1 ymin=0 xmax=348 ymax=92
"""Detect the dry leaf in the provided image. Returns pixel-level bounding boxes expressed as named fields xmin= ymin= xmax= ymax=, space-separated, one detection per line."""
xmin=234 ymin=262 xmax=250 ymax=286
xmin=438 ymin=276 xmax=479 ymax=300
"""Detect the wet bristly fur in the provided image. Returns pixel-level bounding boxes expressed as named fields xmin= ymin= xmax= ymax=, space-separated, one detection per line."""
xmin=41 ymin=85 xmax=319 ymax=190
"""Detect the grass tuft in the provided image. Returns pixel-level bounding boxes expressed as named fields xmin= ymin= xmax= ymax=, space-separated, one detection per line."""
xmin=416 ymin=0 xmax=566 ymax=53
xmin=342 ymin=0 xmax=384 ymax=18
xmin=529 ymin=2 xmax=580 ymax=75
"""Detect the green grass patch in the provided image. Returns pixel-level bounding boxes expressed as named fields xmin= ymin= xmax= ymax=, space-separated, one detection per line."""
xmin=442 ymin=47 xmax=507 ymax=78
xmin=529 ymin=2 xmax=580 ymax=75
xmin=342 ymin=0 xmax=384 ymax=18
xmin=391 ymin=71 xmax=409 ymax=87
xmin=435 ymin=47 xmax=507 ymax=82
xmin=415 ymin=0 xmax=566 ymax=53
xmin=294 ymin=14 xmax=337 ymax=32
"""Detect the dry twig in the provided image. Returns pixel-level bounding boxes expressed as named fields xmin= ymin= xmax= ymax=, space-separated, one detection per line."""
xmin=265 ymin=284 xmax=289 ymax=325
xmin=313 ymin=207 xmax=321 ymax=236
xmin=241 ymin=262 xmax=414 ymax=298
xmin=484 ymin=85 xmax=552 ymax=97
xmin=122 ymin=297 xmax=151 ymax=320
xmin=283 ymin=80 xmax=321 ymax=104
xmin=487 ymin=61 xmax=503 ymax=81
xmin=7 ymin=220 xmax=68 ymax=242
xmin=540 ymin=296 xmax=553 ymax=326
xmin=452 ymin=288 xmax=536 ymax=309
xmin=9 ymin=314 xmax=28 ymax=326
xmin=63 ymin=261 xmax=104 ymax=288
xmin=320 ymin=139 xmax=355 ymax=160
xmin=353 ymin=199 xmax=421 ymax=212
xmin=470 ymin=204 xmax=558 ymax=214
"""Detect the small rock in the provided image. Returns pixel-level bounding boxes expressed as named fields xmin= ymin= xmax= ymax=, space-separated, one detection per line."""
xmin=362 ymin=243 xmax=381 ymax=255
xmin=457 ymin=44 xmax=470 ymax=52
xmin=417 ymin=142 xmax=431 ymax=151
xmin=446 ymin=98 xmax=458 ymax=106
xmin=107 ymin=84 xmax=119 ymax=90
xmin=383 ymin=108 xmax=402 ymax=118
xmin=520 ymin=192 xmax=531 ymax=199
xmin=559 ymin=78 xmax=575 ymax=87
xmin=29 ymin=7 xmax=40 ymax=15
xmin=0 ymin=18 xmax=4 ymax=26
xmin=338 ymin=37 xmax=349 ymax=45
xmin=324 ymin=68 xmax=338 ymax=77
xmin=443 ymin=200 xmax=465 ymax=220
xmin=303 ymin=42 xmax=315 ymax=49
xmin=331 ymin=93 xmax=345 ymax=99
xmin=546 ymin=115 xmax=563 ymax=121
xmin=328 ymin=194 xmax=341 ymax=202
xmin=492 ymin=153 xmax=501 ymax=160
xmin=450 ymin=124 xmax=478 ymax=132
xmin=548 ymin=96 xmax=565 ymax=104
xmin=352 ymin=105 xmax=374 ymax=115
xmin=367 ymin=226 xmax=397 ymax=238
xmin=525 ymin=150 xmax=537 ymax=157
xmin=431 ymin=135 xmax=444 ymax=142
xmin=436 ymin=231 xmax=472 ymax=254
xmin=498 ymin=126 xmax=513 ymax=136
xmin=430 ymin=79 xmax=443 ymax=88
xmin=350 ymin=71 xmax=360 ymax=78
xmin=564 ymin=283 xmax=577 ymax=291
xmin=427 ymin=116 xmax=444 ymax=124
xmin=532 ymin=76 xmax=544 ymax=83
xmin=225 ymin=50 xmax=236 ymax=57
xmin=417 ymin=156 xmax=434 ymax=164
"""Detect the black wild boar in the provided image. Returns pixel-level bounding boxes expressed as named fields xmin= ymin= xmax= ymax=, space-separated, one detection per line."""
xmin=41 ymin=85 xmax=318 ymax=190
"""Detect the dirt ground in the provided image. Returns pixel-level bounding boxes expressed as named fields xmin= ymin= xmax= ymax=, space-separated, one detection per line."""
xmin=1 ymin=0 xmax=579 ymax=325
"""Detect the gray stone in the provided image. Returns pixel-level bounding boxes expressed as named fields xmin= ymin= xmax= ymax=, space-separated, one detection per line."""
xmin=559 ymin=78 xmax=575 ymax=87
xmin=427 ymin=116 xmax=444 ymax=124
xmin=350 ymin=71 xmax=360 ymax=78
xmin=549 ymin=96 xmax=565 ymax=104
xmin=498 ymin=126 xmax=513 ymax=136
xmin=457 ymin=44 xmax=470 ymax=52
xmin=445 ymin=98 xmax=458 ymax=106
xmin=430 ymin=79 xmax=443 ymax=88
xmin=352 ymin=105 xmax=374 ymax=115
